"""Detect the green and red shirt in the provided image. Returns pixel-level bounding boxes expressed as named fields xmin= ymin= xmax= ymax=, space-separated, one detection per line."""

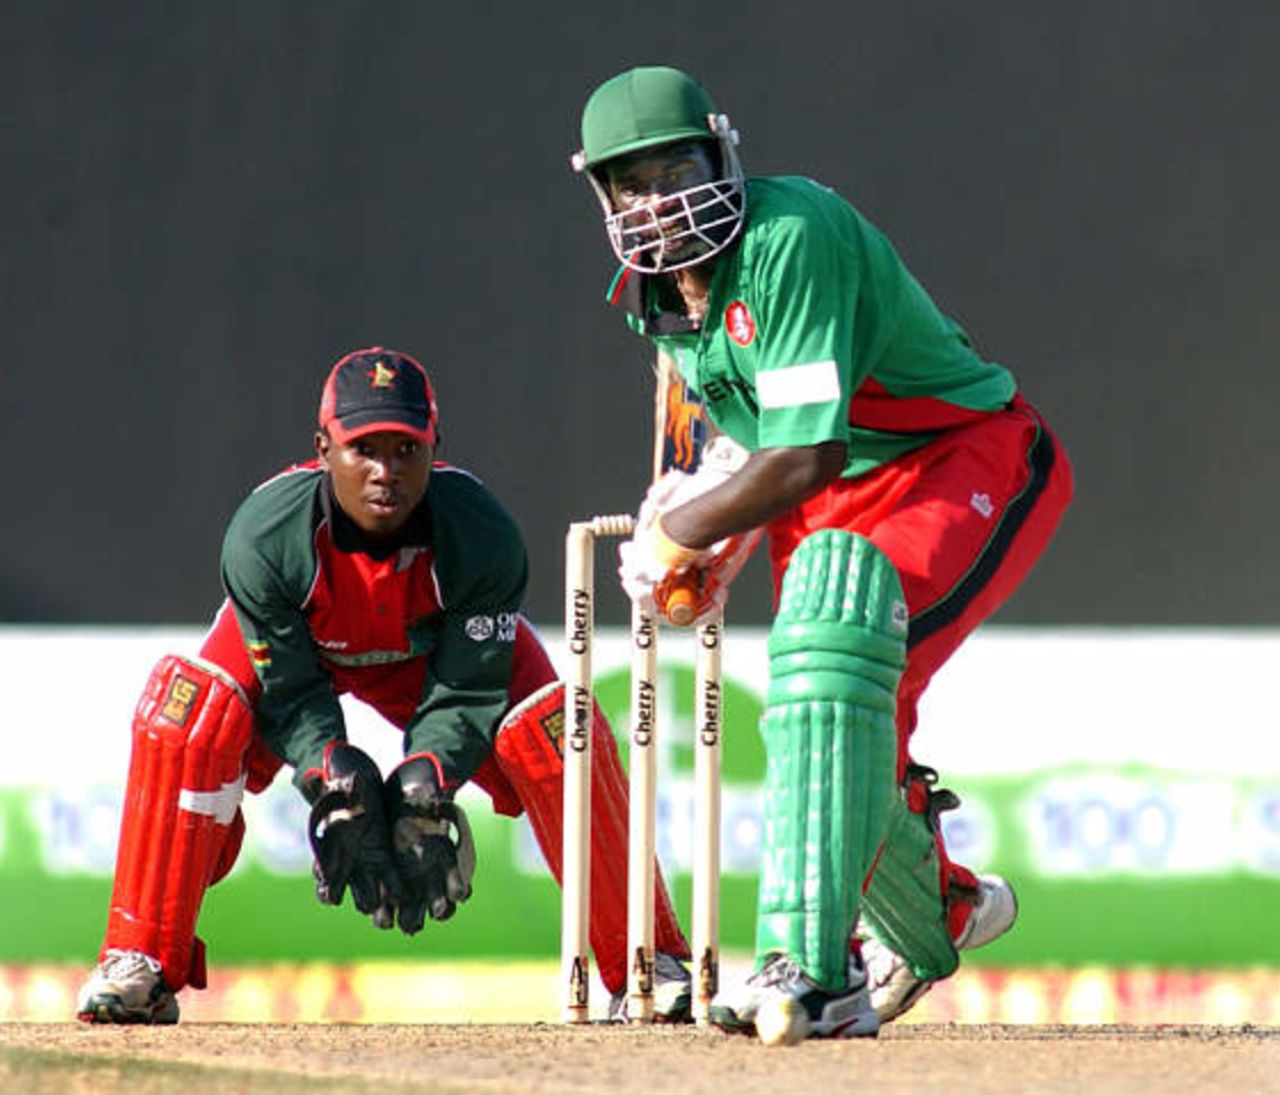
xmin=610 ymin=176 xmax=1017 ymax=477
xmin=219 ymin=460 xmax=527 ymax=789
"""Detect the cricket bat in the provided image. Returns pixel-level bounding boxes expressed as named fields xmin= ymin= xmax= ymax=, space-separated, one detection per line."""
xmin=652 ymin=349 xmax=709 ymax=625
xmin=653 ymin=348 xmax=708 ymax=480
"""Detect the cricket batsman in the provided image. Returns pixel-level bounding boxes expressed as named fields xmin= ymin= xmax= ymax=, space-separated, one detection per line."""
xmin=571 ymin=67 xmax=1074 ymax=1040
xmin=77 ymin=347 xmax=693 ymax=1023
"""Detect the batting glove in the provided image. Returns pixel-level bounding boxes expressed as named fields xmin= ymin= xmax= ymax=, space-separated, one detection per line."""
xmin=620 ymin=436 xmax=759 ymax=622
xmin=652 ymin=528 xmax=763 ymax=627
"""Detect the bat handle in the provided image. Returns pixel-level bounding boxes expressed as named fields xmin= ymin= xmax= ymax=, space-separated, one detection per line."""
xmin=663 ymin=574 xmax=699 ymax=627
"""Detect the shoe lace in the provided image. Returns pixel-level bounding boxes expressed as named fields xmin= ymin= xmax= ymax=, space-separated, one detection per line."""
xmin=858 ymin=938 xmax=898 ymax=985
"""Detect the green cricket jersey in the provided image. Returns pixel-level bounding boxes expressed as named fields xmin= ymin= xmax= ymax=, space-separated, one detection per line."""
xmin=220 ymin=460 xmax=527 ymax=789
xmin=610 ymin=176 xmax=1017 ymax=477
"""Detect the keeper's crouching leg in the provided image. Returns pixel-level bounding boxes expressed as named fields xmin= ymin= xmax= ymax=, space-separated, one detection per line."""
xmin=103 ymin=654 xmax=255 ymax=992
xmin=493 ymin=681 xmax=691 ymax=996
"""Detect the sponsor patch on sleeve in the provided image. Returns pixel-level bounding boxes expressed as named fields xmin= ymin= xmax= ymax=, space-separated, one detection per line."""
xmin=465 ymin=615 xmax=495 ymax=641
xmin=466 ymin=612 xmax=518 ymax=642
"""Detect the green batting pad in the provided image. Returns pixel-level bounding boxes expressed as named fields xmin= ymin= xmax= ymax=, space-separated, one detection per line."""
xmin=755 ymin=702 xmax=897 ymax=988
xmin=860 ymin=787 xmax=961 ymax=981
xmin=754 ymin=531 xmax=906 ymax=988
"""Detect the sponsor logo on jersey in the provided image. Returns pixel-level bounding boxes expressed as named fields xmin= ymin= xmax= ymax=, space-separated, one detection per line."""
xmin=161 ymin=674 xmax=202 ymax=726
xmin=496 ymin=612 xmax=517 ymax=642
xmin=702 ymin=374 xmax=755 ymax=405
xmin=465 ymin=615 xmax=495 ymax=641
xmin=725 ymin=300 xmax=756 ymax=347
xmin=970 ymin=492 xmax=995 ymax=519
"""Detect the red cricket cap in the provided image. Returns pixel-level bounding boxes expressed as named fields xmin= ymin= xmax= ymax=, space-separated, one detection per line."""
xmin=318 ymin=347 xmax=439 ymax=445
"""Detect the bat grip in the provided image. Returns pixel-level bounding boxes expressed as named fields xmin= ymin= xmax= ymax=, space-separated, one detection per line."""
xmin=662 ymin=574 xmax=699 ymax=627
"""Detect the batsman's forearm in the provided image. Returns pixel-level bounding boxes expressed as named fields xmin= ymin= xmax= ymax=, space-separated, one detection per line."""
xmin=662 ymin=440 xmax=847 ymax=548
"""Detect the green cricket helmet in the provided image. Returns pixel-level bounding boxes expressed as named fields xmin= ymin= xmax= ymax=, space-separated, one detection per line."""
xmin=572 ymin=66 xmax=745 ymax=274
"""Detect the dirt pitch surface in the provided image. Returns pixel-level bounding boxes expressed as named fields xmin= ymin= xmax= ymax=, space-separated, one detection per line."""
xmin=4 ymin=1023 xmax=1279 ymax=1095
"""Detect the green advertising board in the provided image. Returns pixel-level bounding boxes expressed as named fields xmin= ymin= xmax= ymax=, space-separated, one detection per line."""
xmin=2 ymin=626 xmax=1279 ymax=971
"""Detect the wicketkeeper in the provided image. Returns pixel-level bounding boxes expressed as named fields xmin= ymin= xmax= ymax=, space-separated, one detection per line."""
xmin=77 ymin=347 xmax=693 ymax=1024
xmin=572 ymin=67 xmax=1075 ymax=1040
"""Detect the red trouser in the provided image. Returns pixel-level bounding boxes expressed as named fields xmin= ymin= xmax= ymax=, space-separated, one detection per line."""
xmin=767 ymin=397 xmax=1073 ymax=904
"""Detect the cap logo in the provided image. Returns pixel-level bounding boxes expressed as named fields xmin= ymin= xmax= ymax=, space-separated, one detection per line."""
xmin=369 ymin=359 xmax=397 ymax=389
xmin=725 ymin=300 xmax=756 ymax=347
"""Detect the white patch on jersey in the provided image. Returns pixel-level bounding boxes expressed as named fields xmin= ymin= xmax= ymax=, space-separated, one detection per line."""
xmin=756 ymin=360 xmax=841 ymax=409
xmin=970 ymin=492 xmax=995 ymax=519
xmin=465 ymin=615 xmax=495 ymax=641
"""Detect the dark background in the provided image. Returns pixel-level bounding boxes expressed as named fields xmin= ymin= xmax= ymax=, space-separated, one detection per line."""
xmin=6 ymin=2 xmax=1277 ymax=627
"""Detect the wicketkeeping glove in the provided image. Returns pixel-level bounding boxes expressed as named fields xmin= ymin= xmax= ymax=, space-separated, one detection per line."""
xmin=303 ymin=742 xmax=402 ymax=929
xmin=384 ymin=754 xmax=477 ymax=934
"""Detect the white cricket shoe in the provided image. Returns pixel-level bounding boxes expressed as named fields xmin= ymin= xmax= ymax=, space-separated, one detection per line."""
xmin=863 ymin=873 xmax=1018 ymax=1023
xmin=609 ymin=952 xmax=693 ymax=1022
xmin=708 ymin=952 xmax=880 ymax=1040
xmin=76 ymin=949 xmax=180 ymax=1024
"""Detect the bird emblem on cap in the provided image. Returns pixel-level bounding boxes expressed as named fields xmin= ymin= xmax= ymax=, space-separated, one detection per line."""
xmin=369 ymin=359 xmax=397 ymax=388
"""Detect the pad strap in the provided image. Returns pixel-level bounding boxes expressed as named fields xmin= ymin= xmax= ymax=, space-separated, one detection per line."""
xmin=859 ymin=765 xmax=966 ymax=981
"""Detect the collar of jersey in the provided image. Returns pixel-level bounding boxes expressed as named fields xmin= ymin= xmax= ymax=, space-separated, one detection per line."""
xmin=604 ymin=265 xmax=701 ymax=336
xmin=320 ymin=476 xmax=433 ymax=560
